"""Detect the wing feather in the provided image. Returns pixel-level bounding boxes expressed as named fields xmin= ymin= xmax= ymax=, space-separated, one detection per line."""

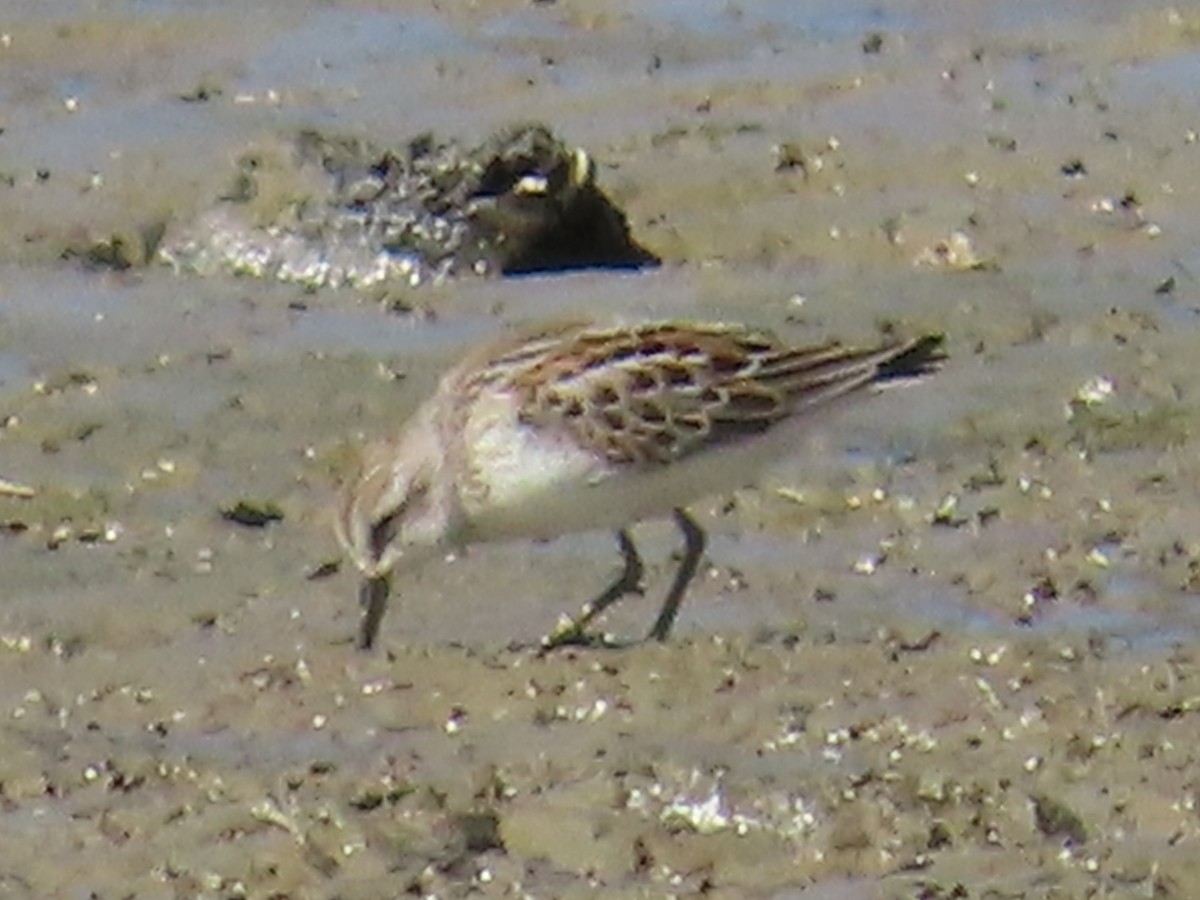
xmin=507 ymin=323 xmax=943 ymax=465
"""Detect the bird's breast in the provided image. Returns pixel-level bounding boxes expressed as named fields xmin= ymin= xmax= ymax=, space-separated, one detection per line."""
xmin=457 ymin=390 xmax=614 ymax=538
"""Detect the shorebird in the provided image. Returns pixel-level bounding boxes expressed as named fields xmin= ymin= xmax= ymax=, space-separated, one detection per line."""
xmin=336 ymin=320 xmax=944 ymax=650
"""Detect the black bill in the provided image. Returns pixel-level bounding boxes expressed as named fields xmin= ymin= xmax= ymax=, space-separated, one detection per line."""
xmin=357 ymin=575 xmax=391 ymax=651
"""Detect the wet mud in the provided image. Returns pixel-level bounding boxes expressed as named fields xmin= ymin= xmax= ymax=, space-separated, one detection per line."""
xmin=2 ymin=1 xmax=1200 ymax=896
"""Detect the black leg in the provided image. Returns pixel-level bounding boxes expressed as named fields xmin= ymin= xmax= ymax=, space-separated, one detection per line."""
xmin=357 ymin=574 xmax=391 ymax=651
xmin=646 ymin=509 xmax=705 ymax=642
xmin=540 ymin=528 xmax=644 ymax=651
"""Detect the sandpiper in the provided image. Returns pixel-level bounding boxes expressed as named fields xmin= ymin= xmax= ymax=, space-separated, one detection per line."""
xmin=336 ymin=320 xmax=944 ymax=650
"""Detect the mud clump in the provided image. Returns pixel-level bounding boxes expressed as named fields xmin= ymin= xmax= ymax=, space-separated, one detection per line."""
xmin=157 ymin=123 xmax=659 ymax=290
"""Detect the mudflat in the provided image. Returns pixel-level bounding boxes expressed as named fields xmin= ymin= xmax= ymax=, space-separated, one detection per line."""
xmin=2 ymin=1 xmax=1199 ymax=896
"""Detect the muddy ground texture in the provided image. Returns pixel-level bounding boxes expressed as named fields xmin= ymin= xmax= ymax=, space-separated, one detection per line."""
xmin=3 ymin=1 xmax=1200 ymax=897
